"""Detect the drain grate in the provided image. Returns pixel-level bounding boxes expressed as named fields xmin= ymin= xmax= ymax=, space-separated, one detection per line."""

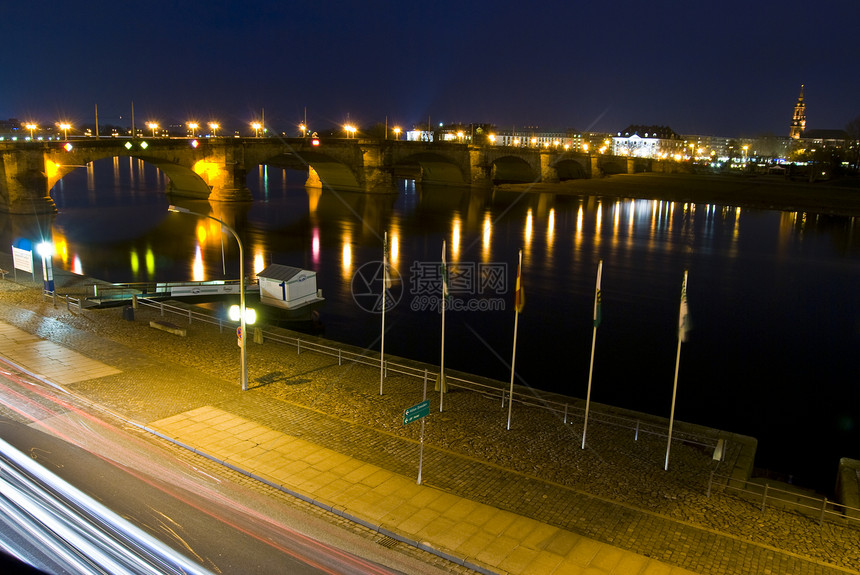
xmin=376 ymin=535 xmax=398 ymax=549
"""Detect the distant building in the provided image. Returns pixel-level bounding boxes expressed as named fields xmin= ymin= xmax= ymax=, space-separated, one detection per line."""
xmin=612 ymin=125 xmax=684 ymax=158
xmin=405 ymin=124 xmax=585 ymax=149
xmin=0 ymin=118 xmax=23 ymax=139
xmin=789 ymin=85 xmax=806 ymax=139
xmin=802 ymin=129 xmax=848 ymax=148
xmin=494 ymin=127 xmax=583 ymax=150
xmin=582 ymin=132 xmax=614 ymax=154
xmin=682 ymin=135 xmax=731 ymax=160
xmin=433 ymin=123 xmax=497 ymax=144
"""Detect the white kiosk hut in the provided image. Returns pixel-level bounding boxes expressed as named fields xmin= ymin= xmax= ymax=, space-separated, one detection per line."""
xmin=257 ymin=264 xmax=324 ymax=318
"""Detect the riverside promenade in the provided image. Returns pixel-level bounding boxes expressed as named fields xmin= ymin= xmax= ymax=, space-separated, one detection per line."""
xmin=0 ymin=271 xmax=856 ymax=574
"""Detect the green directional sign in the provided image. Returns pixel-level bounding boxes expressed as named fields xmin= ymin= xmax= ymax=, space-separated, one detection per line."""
xmin=403 ymin=399 xmax=430 ymax=425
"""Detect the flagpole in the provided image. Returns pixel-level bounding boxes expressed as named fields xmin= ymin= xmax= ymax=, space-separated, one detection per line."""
xmin=507 ymin=249 xmax=523 ymax=430
xmin=582 ymin=259 xmax=602 ymax=449
xmin=380 ymin=231 xmax=387 ymax=395
xmin=439 ymin=240 xmax=447 ymax=412
xmin=665 ymin=270 xmax=688 ymax=471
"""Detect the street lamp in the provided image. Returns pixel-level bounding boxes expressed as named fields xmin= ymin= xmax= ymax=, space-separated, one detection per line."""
xmin=187 ymin=122 xmax=198 ymax=137
xmin=58 ymin=123 xmax=71 ymax=140
xmin=167 ymin=205 xmax=253 ymax=391
xmin=299 ymin=124 xmax=306 ymax=137
xmin=393 ymin=126 xmax=401 ymax=140
xmin=147 ymin=122 xmax=158 ymax=138
xmin=251 ymin=122 xmax=262 ymax=137
xmin=209 ymin=122 xmax=219 ymax=137
xmin=25 ymin=123 xmax=37 ymax=140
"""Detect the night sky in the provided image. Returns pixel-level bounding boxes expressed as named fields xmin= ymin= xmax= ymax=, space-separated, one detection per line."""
xmin=3 ymin=1 xmax=859 ymax=138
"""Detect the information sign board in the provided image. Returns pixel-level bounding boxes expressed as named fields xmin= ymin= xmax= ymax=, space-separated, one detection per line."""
xmin=403 ymin=400 xmax=430 ymax=425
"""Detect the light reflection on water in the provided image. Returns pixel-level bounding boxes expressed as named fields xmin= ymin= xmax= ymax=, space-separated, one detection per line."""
xmin=7 ymin=157 xmax=859 ymax=491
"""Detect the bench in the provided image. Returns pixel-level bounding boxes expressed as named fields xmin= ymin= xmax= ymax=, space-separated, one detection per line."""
xmin=149 ymin=320 xmax=187 ymax=337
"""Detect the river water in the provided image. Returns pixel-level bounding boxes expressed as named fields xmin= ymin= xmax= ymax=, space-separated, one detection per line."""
xmin=10 ymin=157 xmax=860 ymax=493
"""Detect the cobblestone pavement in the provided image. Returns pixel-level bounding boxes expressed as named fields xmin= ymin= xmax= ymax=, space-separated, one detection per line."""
xmin=0 ymin=276 xmax=857 ymax=574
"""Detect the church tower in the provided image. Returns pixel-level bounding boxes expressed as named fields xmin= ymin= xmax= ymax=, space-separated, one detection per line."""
xmin=789 ymin=84 xmax=806 ymax=139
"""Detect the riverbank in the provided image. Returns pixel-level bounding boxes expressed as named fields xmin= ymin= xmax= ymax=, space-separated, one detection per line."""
xmin=497 ymin=172 xmax=860 ymax=216
xmin=0 ymin=269 xmax=858 ymax=571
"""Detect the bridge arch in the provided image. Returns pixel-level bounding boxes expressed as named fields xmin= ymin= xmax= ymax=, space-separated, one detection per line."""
xmin=553 ymin=158 xmax=589 ymax=180
xmin=43 ymin=145 xmax=222 ymax=201
xmin=487 ymin=155 xmax=539 ymax=183
xmin=255 ymin=151 xmax=363 ymax=191
xmin=391 ymin=152 xmax=469 ymax=186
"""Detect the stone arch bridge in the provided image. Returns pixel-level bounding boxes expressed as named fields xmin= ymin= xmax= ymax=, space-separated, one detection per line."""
xmin=0 ymin=138 xmax=635 ymax=214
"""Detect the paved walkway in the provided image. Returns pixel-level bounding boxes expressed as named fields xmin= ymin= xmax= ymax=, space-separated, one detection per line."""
xmin=0 ymin=287 xmax=855 ymax=574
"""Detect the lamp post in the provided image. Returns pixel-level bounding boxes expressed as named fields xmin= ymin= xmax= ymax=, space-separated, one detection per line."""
xmin=26 ymin=123 xmax=37 ymax=140
xmin=167 ymin=205 xmax=251 ymax=391
xmin=209 ymin=122 xmax=219 ymax=137
xmin=251 ymin=122 xmax=261 ymax=137
xmin=58 ymin=123 xmax=71 ymax=140
xmin=147 ymin=122 xmax=158 ymax=138
xmin=187 ymin=122 xmax=198 ymax=138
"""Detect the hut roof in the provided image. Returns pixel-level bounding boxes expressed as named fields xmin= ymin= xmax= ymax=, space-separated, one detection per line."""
xmin=257 ymin=264 xmax=311 ymax=282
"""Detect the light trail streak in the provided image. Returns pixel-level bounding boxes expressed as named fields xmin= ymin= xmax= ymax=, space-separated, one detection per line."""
xmin=0 ymin=359 xmax=398 ymax=574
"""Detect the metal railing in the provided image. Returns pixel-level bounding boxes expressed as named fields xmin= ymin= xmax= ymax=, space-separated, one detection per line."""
xmin=137 ymin=298 xmax=235 ymax=331
xmin=42 ymin=289 xmax=84 ymax=312
xmin=78 ymin=279 xmax=257 ymax=303
xmin=135 ymin=298 xmax=719 ymax=452
xmin=707 ymin=470 xmax=860 ymax=527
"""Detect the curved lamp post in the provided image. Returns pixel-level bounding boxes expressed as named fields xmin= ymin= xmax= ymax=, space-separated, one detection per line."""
xmin=168 ymin=205 xmax=250 ymax=391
